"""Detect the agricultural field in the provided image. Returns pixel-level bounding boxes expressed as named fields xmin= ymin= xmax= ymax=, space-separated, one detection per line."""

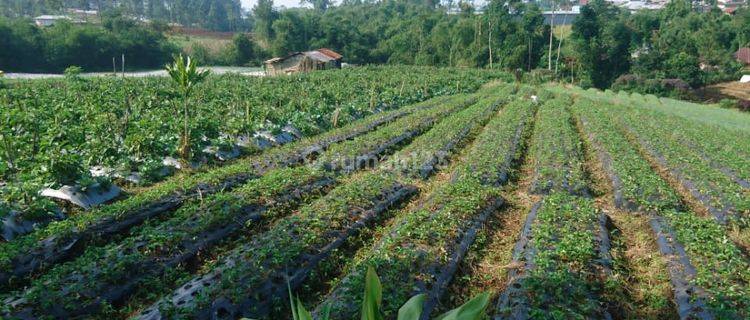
xmin=0 ymin=66 xmax=505 ymax=240
xmin=1 ymin=68 xmax=750 ymax=320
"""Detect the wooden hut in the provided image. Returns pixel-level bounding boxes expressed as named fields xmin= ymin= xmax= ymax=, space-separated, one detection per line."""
xmin=264 ymin=48 xmax=343 ymax=76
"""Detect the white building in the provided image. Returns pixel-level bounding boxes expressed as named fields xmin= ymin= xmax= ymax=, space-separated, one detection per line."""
xmin=542 ymin=6 xmax=581 ymax=25
xmin=34 ymin=15 xmax=74 ymax=27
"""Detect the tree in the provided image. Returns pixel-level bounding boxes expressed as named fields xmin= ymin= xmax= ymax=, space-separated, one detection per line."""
xmin=666 ymin=52 xmax=702 ymax=87
xmin=271 ymin=11 xmax=307 ymax=56
xmin=230 ymin=33 xmax=256 ymax=65
xmin=571 ymin=0 xmax=631 ymax=88
xmin=302 ymin=0 xmax=331 ymax=11
xmin=207 ymin=1 xmax=230 ymax=31
xmin=165 ymin=55 xmax=210 ymax=163
xmin=254 ymin=0 xmax=277 ymax=44
xmin=736 ymin=8 xmax=750 ymax=47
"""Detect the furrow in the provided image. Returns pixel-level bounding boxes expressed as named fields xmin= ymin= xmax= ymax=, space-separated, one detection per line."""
xmin=128 ymin=85 xmax=509 ymax=320
xmin=315 ymin=95 xmax=536 ymax=319
xmin=136 ymin=173 xmax=417 ymax=320
xmin=0 ymin=98 xmax=441 ymax=289
xmin=569 ymin=94 xmax=750 ymax=319
xmin=492 ymin=194 xmax=614 ymax=320
xmin=3 ymin=169 xmax=333 ymax=319
xmin=0 ymin=93 xmax=467 ymax=318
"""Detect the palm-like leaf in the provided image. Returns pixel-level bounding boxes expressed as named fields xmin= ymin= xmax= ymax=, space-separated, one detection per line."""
xmin=165 ymin=54 xmax=210 ymax=163
xmin=435 ymin=292 xmax=490 ymax=320
xmin=397 ymin=294 xmax=426 ymax=320
xmin=361 ymin=266 xmax=384 ymax=320
xmin=166 ymin=54 xmax=210 ymax=96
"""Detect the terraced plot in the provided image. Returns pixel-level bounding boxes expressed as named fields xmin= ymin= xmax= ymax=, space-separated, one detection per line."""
xmin=1 ymin=90 xmax=479 ymax=319
xmin=0 ymin=95 xmax=450 ymax=290
xmin=2 ymin=81 xmax=749 ymax=320
xmin=316 ymin=95 xmax=535 ymax=319
xmin=569 ymin=93 xmax=750 ymax=319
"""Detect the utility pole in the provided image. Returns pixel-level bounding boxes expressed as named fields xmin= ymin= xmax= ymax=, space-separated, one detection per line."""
xmin=528 ymin=35 xmax=532 ymax=71
xmin=488 ymin=20 xmax=493 ymax=69
xmin=555 ymin=13 xmax=568 ymax=75
xmin=548 ymin=2 xmax=555 ymax=70
xmin=121 ymin=54 xmax=125 ymax=77
xmin=113 ymin=57 xmax=116 ymax=75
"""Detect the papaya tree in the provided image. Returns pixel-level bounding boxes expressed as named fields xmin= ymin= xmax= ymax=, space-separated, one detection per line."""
xmin=165 ymin=54 xmax=210 ymax=164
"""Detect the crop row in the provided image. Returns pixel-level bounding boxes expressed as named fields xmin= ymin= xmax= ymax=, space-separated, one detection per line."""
xmin=0 ymin=94 xmax=449 ymax=289
xmin=640 ymin=94 xmax=750 ymax=186
xmin=527 ymin=95 xmax=588 ymax=195
xmin=569 ymin=94 xmax=750 ymax=319
xmin=608 ymin=91 xmax=750 ymax=194
xmin=493 ymin=89 xmax=611 ymax=319
xmin=494 ymin=193 xmax=613 ymax=319
xmin=314 ymin=95 xmax=537 ymax=319
xmin=0 ymin=93 xmax=449 ymax=241
xmin=319 ymin=178 xmax=502 ymax=319
xmin=626 ymin=91 xmax=750 ymax=133
xmin=454 ymin=92 xmax=537 ymax=185
xmin=1 ymin=167 xmax=333 ymax=319
xmin=602 ymin=93 xmax=750 ymax=227
xmin=134 ymin=85 xmax=514 ymax=320
xmin=0 ymin=66 xmax=505 ymax=242
xmin=626 ymin=94 xmax=750 ymax=182
xmin=620 ymin=119 xmax=748 ymax=224
xmin=0 ymin=89 xmax=476 ymax=318
xmin=139 ymin=172 xmax=416 ymax=320
xmin=382 ymin=86 xmax=515 ymax=179
xmin=312 ymin=95 xmax=475 ymax=172
xmin=570 ymin=95 xmax=710 ymax=319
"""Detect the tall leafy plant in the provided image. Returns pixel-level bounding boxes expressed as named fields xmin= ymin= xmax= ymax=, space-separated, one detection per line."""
xmin=283 ymin=267 xmax=490 ymax=320
xmin=165 ymin=54 xmax=210 ymax=163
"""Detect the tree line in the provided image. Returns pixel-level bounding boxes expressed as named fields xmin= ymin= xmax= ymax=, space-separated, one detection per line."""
xmin=250 ymin=0 xmax=748 ymax=92
xmin=0 ymin=0 xmax=247 ymax=31
xmin=0 ymin=13 xmax=177 ymax=72
xmin=1 ymin=0 xmax=748 ymax=93
xmin=571 ymin=0 xmax=750 ymax=93
xmin=254 ymin=0 xmax=550 ymax=70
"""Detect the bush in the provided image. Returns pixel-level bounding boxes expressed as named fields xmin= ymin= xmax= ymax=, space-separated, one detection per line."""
xmin=718 ymin=98 xmax=738 ymax=109
xmin=611 ymin=74 xmax=693 ymax=99
xmin=524 ymin=69 xmax=555 ymax=85
xmin=229 ymin=33 xmax=257 ymax=66
xmin=43 ymin=153 xmax=85 ymax=187
xmin=188 ymin=43 xmax=213 ymax=65
xmin=665 ymin=52 xmax=702 ymax=87
xmin=64 ymin=66 xmax=83 ymax=80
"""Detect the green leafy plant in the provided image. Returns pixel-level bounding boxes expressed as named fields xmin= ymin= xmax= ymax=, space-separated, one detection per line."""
xmin=165 ymin=54 xmax=210 ymax=163
xmin=64 ymin=66 xmax=83 ymax=81
xmin=284 ymin=266 xmax=490 ymax=320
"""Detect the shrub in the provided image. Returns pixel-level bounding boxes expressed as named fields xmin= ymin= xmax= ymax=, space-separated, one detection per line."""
xmin=64 ymin=66 xmax=83 ymax=80
xmin=718 ymin=98 xmax=738 ymax=109
xmin=611 ymin=74 xmax=693 ymax=99
xmin=665 ymin=52 xmax=702 ymax=87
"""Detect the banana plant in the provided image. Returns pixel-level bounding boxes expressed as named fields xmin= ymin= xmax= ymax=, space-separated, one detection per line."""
xmin=165 ymin=54 xmax=210 ymax=164
xmin=280 ymin=266 xmax=490 ymax=320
